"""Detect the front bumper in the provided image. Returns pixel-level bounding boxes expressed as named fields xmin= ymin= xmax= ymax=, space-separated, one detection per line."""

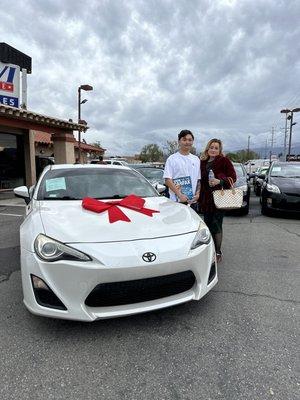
xmin=20 ymin=235 xmax=217 ymax=321
xmin=263 ymin=191 xmax=300 ymax=214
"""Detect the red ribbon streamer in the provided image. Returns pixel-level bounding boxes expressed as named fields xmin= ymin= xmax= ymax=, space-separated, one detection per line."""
xmin=82 ymin=194 xmax=160 ymax=223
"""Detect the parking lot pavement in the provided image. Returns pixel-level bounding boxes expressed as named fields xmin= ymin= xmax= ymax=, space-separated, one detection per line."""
xmin=0 ymin=192 xmax=299 ymax=400
xmin=0 ymin=196 xmax=26 ymax=218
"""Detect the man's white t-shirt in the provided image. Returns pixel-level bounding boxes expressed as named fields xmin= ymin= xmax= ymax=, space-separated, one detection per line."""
xmin=163 ymin=152 xmax=200 ymax=201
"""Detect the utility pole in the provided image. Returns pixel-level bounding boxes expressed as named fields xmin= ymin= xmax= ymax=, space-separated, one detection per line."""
xmin=264 ymin=138 xmax=268 ymax=159
xmin=269 ymin=127 xmax=275 ymax=161
xmin=287 ymin=113 xmax=295 ymax=161
xmin=283 ymin=116 xmax=288 ymax=161
xmin=280 ymin=108 xmax=300 ymax=161
xmin=247 ymin=135 xmax=250 ymax=160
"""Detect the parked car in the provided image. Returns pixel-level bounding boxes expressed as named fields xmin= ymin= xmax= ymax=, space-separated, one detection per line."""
xmin=254 ymin=166 xmax=269 ymax=196
xmin=105 ymin=159 xmax=129 ymax=166
xmin=244 ymin=159 xmax=270 ymax=174
xmin=14 ymin=164 xmax=217 ymax=321
xmin=260 ymin=162 xmax=300 ymax=216
xmin=130 ymin=164 xmax=169 ymax=197
xmin=227 ymin=163 xmax=251 ymax=215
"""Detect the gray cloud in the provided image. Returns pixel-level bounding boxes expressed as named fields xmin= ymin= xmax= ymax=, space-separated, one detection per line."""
xmin=1 ymin=0 xmax=300 ymax=155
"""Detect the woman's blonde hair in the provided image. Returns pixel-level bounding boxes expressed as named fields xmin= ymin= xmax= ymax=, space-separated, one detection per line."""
xmin=200 ymin=138 xmax=224 ymax=160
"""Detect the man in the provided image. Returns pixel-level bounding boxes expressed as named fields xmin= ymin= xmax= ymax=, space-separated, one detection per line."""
xmin=97 ymin=156 xmax=106 ymax=164
xmin=163 ymin=130 xmax=200 ymax=206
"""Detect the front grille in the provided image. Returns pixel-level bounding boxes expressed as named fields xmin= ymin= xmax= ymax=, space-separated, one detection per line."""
xmin=85 ymin=271 xmax=196 ymax=307
xmin=283 ymin=192 xmax=300 ymax=197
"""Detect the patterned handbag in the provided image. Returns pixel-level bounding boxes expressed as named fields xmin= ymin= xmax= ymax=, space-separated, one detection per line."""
xmin=212 ymin=177 xmax=243 ymax=210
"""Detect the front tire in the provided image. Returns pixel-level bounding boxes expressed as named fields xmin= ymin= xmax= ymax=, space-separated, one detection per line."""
xmin=261 ymin=201 xmax=270 ymax=216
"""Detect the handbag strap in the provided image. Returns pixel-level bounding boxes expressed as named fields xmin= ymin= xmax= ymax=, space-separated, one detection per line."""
xmin=227 ymin=177 xmax=234 ymax=188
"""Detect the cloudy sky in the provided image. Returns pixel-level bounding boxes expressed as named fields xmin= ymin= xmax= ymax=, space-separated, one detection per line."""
xmin=1 ymin=0 xmax=300 ymax=155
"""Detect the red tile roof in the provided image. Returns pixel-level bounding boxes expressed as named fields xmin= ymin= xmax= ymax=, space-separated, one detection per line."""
xmin=74 ymin=141 xmax=106 ymax=152
xmin=34 ymin=131 xmax=105 ymax=153
xmin=35 ymin=131 xmax=52 ymax=144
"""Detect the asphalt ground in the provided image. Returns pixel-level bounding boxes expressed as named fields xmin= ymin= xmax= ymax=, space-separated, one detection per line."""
xmin=0 ymin=193 xmax=299 ymax=400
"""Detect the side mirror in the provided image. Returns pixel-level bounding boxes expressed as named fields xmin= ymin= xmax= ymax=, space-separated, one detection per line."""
xmin=14 ymin=186 xmax=30 ymax=204
xmin=29 ymin=185 xmax=35 ymax=199
xmin=155 ymin=183 xmax=166 ymax=194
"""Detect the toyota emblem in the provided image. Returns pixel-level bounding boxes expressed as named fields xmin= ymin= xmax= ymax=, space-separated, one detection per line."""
xmin=142 ymin=252 xmax=156 ymax=262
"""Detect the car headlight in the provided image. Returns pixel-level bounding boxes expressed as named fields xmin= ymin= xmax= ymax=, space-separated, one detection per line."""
xmin=266 ymin=183 xmax=280 ymax=194
xmin=34 ymin=234 xmax=91 ymax=262
xmin=190 ymin=222 xmax=211 ymax=250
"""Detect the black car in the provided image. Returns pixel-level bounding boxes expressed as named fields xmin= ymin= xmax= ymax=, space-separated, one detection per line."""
xmin=260 ymin=162 xmax=300 ymax=216
xmin=130 ymin=165 xmax=169 ymax=197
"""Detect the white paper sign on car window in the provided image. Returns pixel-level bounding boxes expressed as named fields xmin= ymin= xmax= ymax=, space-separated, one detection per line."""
xmin=272 ymin=167 xmax=281 ymax=172
xmin=45 ymin=177 xmax=66 ymax=192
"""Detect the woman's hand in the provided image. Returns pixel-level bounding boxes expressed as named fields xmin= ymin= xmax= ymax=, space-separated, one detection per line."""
xmin=189 ymin=192 xmax=200 ymax=204
xmin=209 ymin=178 xmax=221 ymax=187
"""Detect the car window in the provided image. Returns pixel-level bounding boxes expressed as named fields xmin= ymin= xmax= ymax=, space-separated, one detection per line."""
xmin=137 ymin=168 xmax=164 ymax=181
xmin=37 ymin=168 xmax=158 ymax=200
xmin=233 ymin=164 xmax=245 ymax=178
xmin=260 ymin=168 xmax=269 ymax=174
xmin=270 ymin=163 xmax=300 ymax=178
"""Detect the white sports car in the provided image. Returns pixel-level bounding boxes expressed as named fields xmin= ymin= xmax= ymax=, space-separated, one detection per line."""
xmin=14 ymin=164 xmax=217 ymax=321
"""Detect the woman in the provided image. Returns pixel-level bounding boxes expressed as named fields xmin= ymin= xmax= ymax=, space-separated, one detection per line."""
xmin=199 ymin=139 xmax=236 ymax=262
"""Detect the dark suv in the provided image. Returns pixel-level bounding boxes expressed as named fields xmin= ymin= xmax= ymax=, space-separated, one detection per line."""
xmin=260 ymin=162 xmax=300 ymax=216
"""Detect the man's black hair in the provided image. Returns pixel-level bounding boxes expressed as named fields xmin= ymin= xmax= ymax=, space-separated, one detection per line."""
xmin=178 ymin=130 xmax=194 ymax=140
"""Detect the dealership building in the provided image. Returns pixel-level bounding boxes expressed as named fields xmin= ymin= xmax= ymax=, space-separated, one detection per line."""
xmin=0 ymin=43 xmax=104 ymax=191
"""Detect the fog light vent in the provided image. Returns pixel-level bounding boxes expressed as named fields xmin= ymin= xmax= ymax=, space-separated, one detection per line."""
xmin=31 ymin=274 xmax=67 ymax=310
xmin=208 ymin=262 xmax=216 ymax=284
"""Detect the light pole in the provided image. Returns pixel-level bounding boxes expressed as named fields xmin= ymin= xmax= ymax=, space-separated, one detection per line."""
xmin=78 ymin=84 xmax=93 ymax=161
xmin=280 ymin=108 xmax=300 ymax=161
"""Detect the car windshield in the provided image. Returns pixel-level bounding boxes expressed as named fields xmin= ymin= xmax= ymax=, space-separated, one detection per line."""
xmin=258 ymin=167 xmax=269 ymax=174
xmin=137 ymin=168 xmax=164 ymax=181
xmin=270 ymin=163 xmax=300 ymax=178
xmin=37 ymin=168 xmax=158 ymax=200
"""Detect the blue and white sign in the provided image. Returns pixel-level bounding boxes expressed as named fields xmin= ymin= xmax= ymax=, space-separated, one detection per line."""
xmin=0 ymin=62 xmax=20 ymax=108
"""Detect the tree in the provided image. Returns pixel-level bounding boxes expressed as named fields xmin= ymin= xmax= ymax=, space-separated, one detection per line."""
xmin=163 ymin=140 xmax=197 ymax=158
xmin=90 ymin=141 xmax=102 ymax=149
xmin=226 ymin=149 xmax=260 ymax=163
xmin=139 ymin=144 xmax=164 ymax=162
xmin=163 ymin=140 xmax=178 ymax=157
xmin=226 ymin=152 xmax=240 ymax=162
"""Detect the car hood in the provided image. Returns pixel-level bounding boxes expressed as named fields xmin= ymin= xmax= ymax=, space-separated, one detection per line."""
xmin=270 ymin=177 xmax=300 ymax=193
xmin=39 ymin=197 xmax=200 ymax=243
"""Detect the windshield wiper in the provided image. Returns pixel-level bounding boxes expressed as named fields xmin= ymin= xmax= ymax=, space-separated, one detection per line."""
xmin=43 ymin=196 xmax=81 ymax=200
xmin=271 ymin=175 xmax=286 ymax=178
xmin=95 ymin=195 xmax=127 ymax=200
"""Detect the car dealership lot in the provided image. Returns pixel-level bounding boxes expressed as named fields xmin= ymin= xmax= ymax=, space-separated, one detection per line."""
xmin=0 ymin=194 xmax=299 ymax=400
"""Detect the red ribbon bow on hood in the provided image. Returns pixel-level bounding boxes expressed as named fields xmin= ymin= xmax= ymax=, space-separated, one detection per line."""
xmin=82 ymin=194 xmax=160 ymax=223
